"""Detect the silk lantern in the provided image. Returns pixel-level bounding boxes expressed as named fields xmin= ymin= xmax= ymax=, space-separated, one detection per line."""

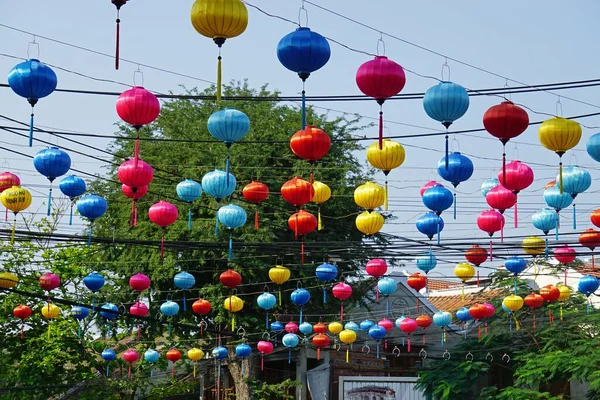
xmin=285 ymin=321 xmax=299 ymax=334
xmin=505 ymin=256 xmax=527 ymax=293
xmin=356 ymin=55 xmax=406 ymax=148
xmin=100 ymin=303 xmax=118 ymax=339
xmin=579 ymin=229 xmax=600 ymax=270
xmin=454 ymin=262 xmax=475 ymax=300
xmin=523 ymin=236 xmax=545 ymax=257
xmin=366 ymin=258 xmax=387 ymax=300
xmin=282 ymin=333 xmax=300 ymax=363
xmin=102 ymin=349 xmax=117 ymax=377
xmin=71 ymin=306 xmax=89 ymax=338
xmin=165 ymin=349 xmax=182 ymax=379
xmin=33 ymin=147 xmax=71 ymax=216
xmin=130 ymin=301 xmax=148 ymax=337
xmin=540 ymin=285 xmax=560 ymax=323
xmin=486 ymin=185 xmax=517 ymax=214
xmin=423 ymin=81 xmax=469 ymax=166
xmin=500 ymin=160 xmax=534 ymax=227
xmin=524 ymin=293 xmax=544 ymax=329
xmin=110 ymin=0 xmax=127 ymax=69
xmin=421 ymin=180 xmax=443 ymax=197
xmin=422 ymin=184 xmax=454 ymax=216
xmin=242 ymin=181 xmax=269 ymax=229
xmin=481 ymin=178 xmax=499 ymax=197
xmin=277 ymin=25 xmax=330 ymax=129
xmin=191 ymin=0 xmax=248 ymax=101
xmin=269 ymin=263 xmax=290 ymax=306
xmin=477 ymin=209 xmax=504 ymax=260
xmin=83 ymin=271 xmax=105 ymax=311
xmin=354 ymin=182 xmax=385 ymax=211
xmin=466 ymin=245 xmax=488 ymax=286
xmin=122 ymin=349 xmax=139 ymax=378
xmin=202 ymin=169 xmax=236 ymax=235
xmin=587 ymin=133 xmax=600 ymax=162
xmin=544 ymin=186 xmax=572 ymax=215
xmin=559 ymin=165 xmax=591 ymax=229
xmin=437 ymin=152 xmax=474 ymax=219
xmin=1 ymin=186 xmax=32 ymax=243
xmin=257 ymin=291 xmax=277 ymax=329
xmin=416 ymin=253 xmax=437 ymax=274
xmin=356 ymin=211 xmax=384 ymax=236
xmin=332 ymin=282 xmax=352 ymax=321
xmin=122 ymin=184 xmax=148 ymax=227
xmin=212 ymin=345 xmax=229 ymax=388
xmin=312 ymin=181 xmax=331 ymax=230
xmin=144 ymin=349 xmax=160 ymax=377
xmin=368 ymin=325 xmax=387 ymax=359
xmin=217 ymin=204 xmax=247 ymax=261
xmin=129 ymin=273 xmax=151 ymax=293
xmin=0 ymin=272 xmax=18 ymax=289
xmin=312 ymin=333 xmax=330 ymax=361
xmin=13 ymin=304 xmax=32 ymax=339
xmin=282 ymin=177 xmax=314 ymax=208
xmin=377 ymin=277 xmax=397 ymax=316
xmin=193 ymin=298 xmax=212 ymax=335
xmin=41 ymin=302 xmax=60 ymax=341
xmin=59 ymin=175 xmax=86 ymax=225
xmin=399 ymin=318 xmax=418 ymax=352
xmin=118 ymin=159 xmax=155 ymax=190
xmin=468 ymin=303 xmax=487 ymax=339
xmin=290 ymin=287 xmax=310 ymax=324
xmin=290 ymin=126 xmax=331 ymax=182
xmin=208 ymin=108 xmax=250 ymax=181
xmin=224 ymin=295 xmax=243 ymax=331
xmin=288 ymin=210 xmax=317 ymax=264
xmin=532 ymin=208 xmax=559 ymax=258
xmin=257 ymin=340 xmax=274 ymax=370
xmin=578 ymin=275 xmax=599 ymax=313
xmin=416 ymin=314 xmax=433 ymax=345
xmin=235 ymin=343 xmax=252 ymax=375
xmin=0 ymin=172 xmax=20 ymax=221
xmin=538 ymin=117 xmax=582 ymax=193
xmin=8 ymin=58 xmax=57 ymax=146
xmin=299 ymin=322 xmax=313 ymax=336
xmin=407 ymin=272 xmax=428 ymax=312
xmin=315 ymin=262 xmax=338 ymax=304
xmin=148 ymin=201 xmax=178 ymax=259
xmin=366 ymin=139 xmax=405 ymax=209
xmin=116 ymin=86 xmax=160 ymax=160
xmin=76 ymin=194 xmax=108 ymax=246
xmin=416 ymin=212 xmax=444 ymax=243
xmin=339 ymin=329 xmax=357 ymax=363
xmin=176 ymin=179 xmax=202 ymax=230
xmin=174 ymin=271 xmax=195 ymax=311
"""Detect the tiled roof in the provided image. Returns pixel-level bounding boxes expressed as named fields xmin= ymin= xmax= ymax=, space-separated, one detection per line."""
xmin=427 ymin=289 xmax=505 ymax=313
xmin=576 ymin=264 xmax=600 ymax=279
xmin=426 ymin=279 xmax=461 ymax=291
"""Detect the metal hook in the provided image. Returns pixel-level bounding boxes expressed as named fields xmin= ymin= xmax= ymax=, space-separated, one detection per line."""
xmin=237 ymin=327 xmax=246 ymax=337
xmin=504 ymin=79 xmax=511 ymax=101
xmin=568 ymin=151 xmax=578 ymax=166
xmin=199 ymin=320 xmax=208 ymax=329
xmin=262 ymin=332 xmax=271 ymax=340
xmin=27 ymin=36 xmax=40 ymax=60
xmin=556 ymin=96 xmax=563 ymax=117
xmin=376 ymin=33 xmax=386 ymax=56
xmin=276 ymin=257 xmax=283 ymax=266
xmin=263 ymin=284 xmax=270 ymax=293
xmin=465 ymin=352 xmax=474 ymax=361
xmin=441 ymin=58 xmax=450 ymax=81
xmin=334 ymin=343 xmax=341 ymax=351
xmin=392 ymin=346 xmax=401 ymax=357
xmin=485 ymin=353 xmax=493 ymax=362
xmin=133 ymin=66 xmax=144 ymax=87
xmin=512 ymin=143 xmax=520 ymax=160
xmin=301 ymin=337 xmax=309 ymax=345
xmin=298 ymin=1 xmax=308 ymax=27
xmin=443 ymin=350 xmax=451 ymax=360
xmin=419 ymin=348 xmax=427 ymax=359
xmin=450 ymin=135 xmax=460 ymax=152
xmin=502 ymin=353 xmax=510 ymax=363
xmin=361 ymin=344 xmax=370 ymax=355
xmin=297 ymin=281 xmax=303 ymax=289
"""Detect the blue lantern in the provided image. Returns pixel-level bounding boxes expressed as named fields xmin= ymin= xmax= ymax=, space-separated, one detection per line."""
xmin=72 ymin=305 xmax=89 ymax=337
xmin=100 ymin=302 xmax=118 ymax=340
xmin=377 ymin=277 xmax=397 ymax=316
xmin=282 ymin=333 xmax=300 ymax=363
xmin=481 ymin=178 xmax=499 ymax=197
xmin=277 ymin=26 xmax=331 ymax=129
xmin=423 ymin=81 xmax=469 ymax=167
xmin=257 ymin=292 xmax=277 ymax=329
xmin=360 ymin=320 xmax=374 ymax=331
xmin=505 ymin=256 xmax=527 ymax=276
xmin=83 ymin=272 xmax=105 ymax=292
xmin=344 ymin=321 xmax=359 ymax=332
xmin=202 ymin=169 xmax=236 ymax=236
xmin=432 ymin=311 xmax=452 ymax=347
xmin=415 ymin=253 xmax=437 ymax=274
xmin=299 ymin=322 xmax=313 ymax=336
xmin=532 ymin=207 xmax=559 ymax=257
xmin=176 ymin=179 xmax=202 ymax=230
xmin=217 ymin=204 xmax=247 ymax=261
xmin=101 ymin=348 xmax=116 ymax=377
xmin=33 ymin=147 xmax=71 ymax=216
xmin=144 ymin=349 xmax=160 ymax=376
xmin=578 ymin=275 xmax=599 ymax=297
xmin=235 ymin=343 xmax=252 ymax=375
xmin=437 ymin=152 xmax=474 ymax=219
xmin=208 ymin=108 xmax=250 ymax=181
xmin=174 ymin=271 xmax=195 ymax=312
xmin=291 ymin=288 xmax=311 ymax=323
xmin=160 ymin=300 xmax=180 ymax=337
xmin=59 ymin=175 xmax=86 ymax=224
xmin=76 ymin=194 xmax=108 ymax=247
xmin=455 ymin=307 xmax=472 ymax=322
xmin=586 ymin=133 xmax=600 ymax=162
xmin=544 ymin=186 xmax=573 ymax=213
xmin=315 ymin=262 xmax=338 ymax=304
xmin=8 ymin=58 xmax=57 ymax=147
xmin=213 ymin=346 xmax=229 ymax=360
xmin=422 ymin=185 xmax=453 ymax=215
xmin=368 ymin=325 xmax=387 ymax=359
xmin=559 ymin=166 xmax=591 ymax=229
xmin=416 ymin=212 xmax=445 ymax=242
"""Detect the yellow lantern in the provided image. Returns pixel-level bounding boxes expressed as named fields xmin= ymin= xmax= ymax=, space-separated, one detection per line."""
xmin=366 ymin=140 xmax=405 ymax=210
xmin=354 ymin=182 xmax=385 ymax=211
xmin=328 ymin=321 xmax=343 ymax=335
xmin=502 ymin=294 xmax=524 ymax=312
xmin=455 ymin=262 xmax=475 ymax=301
xmin=1 ymin=186 xmax=32 ymax=244
xmin=339 ymin=329 xmax=357 ymax=363
xmin=41 ymin=302 xmax=60 ymax=339
xmin=523 ymin=236 xmax=545 ymax=256
xmin=224 ymin=295 xmax=244 ymax=331
xmin=538 ymin=117 xmax=582 ymax=193
xmin=557 ymin=285 xmax=570 ymax=321
xmin=0 ymin=272 xmax=18 ymax=289
xmin=312 ymin=181 xmax=331 ymax=231
xmin=269 ymin=264 xmax=290 ymax=305
xmin=188 ymin=348 xmax=205 ymax=377
xmin=355 ymin=211 xmax=384 ymax=235
xmin=190 ymin=0 xmax=248 ymax=102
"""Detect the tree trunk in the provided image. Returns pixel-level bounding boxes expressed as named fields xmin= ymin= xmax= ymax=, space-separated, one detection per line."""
xmin=227 ymin=347 xmax=253 ymax=400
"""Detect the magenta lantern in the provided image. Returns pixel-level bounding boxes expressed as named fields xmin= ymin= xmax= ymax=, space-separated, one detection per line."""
xmin=399 ymin=317 xmax=418 ymax=352
xmin=116 ymin=86 xmax=160 ymax=160
xmin=477 ymin=210 xmax=505 ymax=261
xmin=420 ymin=181 xmax=443 ymax=197
xmin=332 ymin=282 xmax=353 ymax=321
xmin=130 ymin=301 xmax=149 ymax=337
xmin=499 ymin=160 xmax=534 ymax=228
xmin=285 ymin=321 xmax=299 ymax=333
xmin=148 ymin=201 xmax=178 ymax=259
xmin=554 ymin=244 xmax=576 ymax=284
xmin=378 ymin=318 xmax=394 ymax=332
xmin=485 ymin=185 xmax=517 ymax=214
xmin=129 ymin=273 xmax=151 ymax=292
xmin=122 ymin=349 xmax=139 ymax=378
xmin=366 ymin=258 xmax=388 ymax=300
xmin=122 ymin=184 xmax=148 ymax=227
xmin=118 ymin=159 xmax=153 ymax=227
xmin=356 ymin=56 xmax=406 ymax=149
xmin=257 ymin=340 xmax=274 ymax=371
xmin=39 ymin=272 xmax=60 ymax=291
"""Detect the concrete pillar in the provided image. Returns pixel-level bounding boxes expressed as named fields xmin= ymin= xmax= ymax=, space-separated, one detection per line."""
xmin=199 ymin=373 xmax=204 ymax=400
xmin=296 ymin=347 xmax=308 ymax=400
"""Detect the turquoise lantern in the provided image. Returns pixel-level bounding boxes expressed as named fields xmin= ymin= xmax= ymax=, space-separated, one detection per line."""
xmin=217 ymin=204 xmax=247 ymax=261
xmin=207 ymin=108 xmax=250 ymax=182
xmin=558 ymin=166 xmax=591 ymax=229
xmin=176 ymin=179 xmax=202 ymax=230
xmin=174 ymin=271 xmax=195 ymax=311
xmin=532 ymin=207 xmax=559 ymax=258
xmin=202 ymin=169 xmax=236 ymax=236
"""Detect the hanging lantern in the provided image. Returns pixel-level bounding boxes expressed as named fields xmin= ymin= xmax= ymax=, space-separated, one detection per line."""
xmin=315 ymin=262 xmax=338 ymax=304
xmin=454 ymin=262 xmax=475 ymax=300
xmin=100 ymin=303 xmax=118 ymax=339
xmin=366 ymin=139 xmax=405 ymax=210
xmin=407 ymin=273 xmax=427 ymax=293
xmin=421 ymin=180 xmax=443 ymax=197
xmin=176 ymin=179 xmax=202 ymax=230
xmin=129 ymin=273 xmax=151 ymax=292
xmin=332 ymin=282 xmax=353 ymax=321
xmin=192 ymin=298 xmax=212 ymax=335
xmin=437 ymin=152 xmax=474 ymax=219
xmin=41 ymin=303 xmax=60 ymax=340
xmin=468 ymin=304 xmax=487 ymax=339
xmin=130 ymin=301 xmax=148 ymax=337
xmin=559 ymin=166 xmax=591 ymax=229
xmin=483 ymin=101 xmax=529 ymax=184
xmin=503 ymin=295 xmax=524 ymax=312
xmin=102 ymin=349 xmax=117 ymax=377
xmin=71 ymin=306 xmax=89 ymax=338
xmin=76 ymin=194 xmax=108 ymax=247
xmin=269 ymin=263 xmax=290 ymax=306
xmin=523 ymin=236 xmax=545 ymax=257
xmin=544 ymin=186 xmax=573 ymax=217
xmin=465 ymin=245 xmax=488 ymax=286
xmin=8 ymin=58 xmax=57 ymax=146
xmin=345 ymin=321 xmax=359 ymax=333
xmin=312 ymin=181 xmax=331 ymax=230
xmin=224 ymin=295 xmax=244 ymax=331
xmin=416 ymin=253 xmax=437 ymax=274
xmin=554 ymin=245 xmax=576 ymax=269
xmin=285 ymin=321 xmax=299 ymax=334
xmin=288 ymin=210 xmax=317 ymax=264
xmin=40 ymin=272 xmax=60 ymax=292
xmin=1 ymin=186 xmax=32 ymax=243
xmin=327 ymin=322 xmax=343 ymax=336
xmin=116 ymin=87 xmax=160 ymax=160
xmin=416 ymin=212 xmax=445 ymax=243
xmin=256 ymin=340 xmax=274 ymax=371
xmin=399 ymin=318 xmax=418 ymax=352
xmin=122 ymin=349 xmax=139 ymax=379
xmin=165 ymin=349 xmax=182 ymax=379
xmin=208 ymin=108 xmax=250 ymax=180
xmin=242 ymin=181 xmax=269 ymax=229
xmin=416 ymin=314 xmax=433 ymax=345
xmin=257 ymin=291 xmax=277 ymax=329
xmin=587 ymin=133 xmax=600 ymax=162
xmin=486 ymin=185 xmax=517 ymax=214
xmin=505 ymin=256 xmax=527 ymax=277
xmin=0 ymin=272 xmax=18 ymax=289
xmin=538 ymin=117 xmax=582 ymax=193
xmin=174 ymin=271 xmax=195 ymax=312
xmin=202 ymin=169 xmax=237 ymax=203
xmin=312 ymin=333 xmax=330 ymax=361
xmin=524 ymin=293 xmax=544 ymax=329
xmin=456 ymin=307 xmax=472 ymax=324
xmin=355 ymin=211 xmax=384 ymax=235
xmin=500 ymin=160 xmax=534 ymax=228
xmin=58 ymin=175 xmax=86 ymax=225
xmin=532 ymin=208 xmax=559 ymax=258
xmin=144 ymin=349 xmax=160 ymax=377
xmin=366 ymin=258 xmax=387 ymax=300
xmin=0 ymin=172 xmax=20 ymax=220
xmin=282 ymin=177 xmax=314 ymax=208
xmin=579 ymin=229 xmax=600 ymax=270
xmin=578 ymin=275 xmax=599 ymax=314
xmin=110 ymin=0 xmax=128 ymax=69
xmin=290 ymin=287 xmax=310 ymax=324
xmin=217 ymin=204 xmax=247 ymax=261
xmin=281 ymin=333 xmax=299 ymax=364
xmin=339 ymin=329 xmax=357 ymax=363
xmin=481 ymin=178 xmax=499 ymax=197
xmin=13 ymin=304 xmax=32 ymax=339
xmin=368 ymin=325 xmax=387 ymax=359
xmin=148 ymin=201 xmax=178 ymax=259
xmin=356 ymin=56 xmax=406 ymax=148
xmin=299 ymin=322 xmax=313 ymax=336
xmin=477 ymin=210 xmax=505 ymax=260
xmin=190 ymin=0 xmax=248 ymax=101
xmin=278 ymin=24 xmax=331 ymax=129
xmin=354 ymin=182 xmax=385 ymax=211
xmin=290 ymin=126 xmax=332 ymax=181
xmin=377 ymin=277 xmax=397 ymax=316
xmin=557 ymin=285 xmax=570 ymax=320
xmin=83 ymin=271 xmax=104 ymax=311
xmin=234 ymin=344 xmax=251 ymax=375
xmin=540 ymin=284 xmax=560 ymax=324
xmin=359 ymin=320 xmax=375 ymax=332
xmin=422 ymin=184 xmax=454 ymax=216
xmin=423 ymin=81 xmax=469 ymax=165
xmin=33 ymin=147 xmax=71 ymax=216
xmin=220 ymin=269 xmax=242 ymax=290
xmin=122 ymin=184 xmax=148 ymax=227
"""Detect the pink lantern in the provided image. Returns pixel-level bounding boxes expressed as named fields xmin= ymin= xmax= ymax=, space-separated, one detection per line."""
xmin=366 ymin=258 xmax=388 ymax=300
xmin=130 ymin=301 xmax=148 ymax=337
xmin=129 ymin=273 xmax=151 ymax=292
xmin=257 ymin=340 xmax=274 ymax=371
xmin=332 ymin=282 xmax=353 ymax=321
xmin=39 ymin=272 xmax=60 ymax=292
xmin=285 ymin=321 xmax=299 ymax=333
xmin=118 ymin=159 xmax=154 ymax=227
xmin=499 ymin=161 xmax=534 ymax=228
xmin=420 ymin=181 xmax=443 ymax=197
xmin=477 ymin=210 xmax=505 ymax=260
xmin=554 ymin=245 xmax=576 ymax=284
xmin=485 ymin=185 xmax=517 ymax=214
xmin=122 ymin=184 xmax=148 ymax=227
xmin=148 ymin=201 xmax=178 ymax=259
xmin=122 ymin=349 xmax=139 ymax=378
xmin=399 ymin=318 xmax=418 ymax=352
xmin=378 ymin=318 xmax=394 ymax=332
xmin=116 ymin=86 xmax=160 ymax=160
xmin=356 ymin=56 xmax=406 ymax=149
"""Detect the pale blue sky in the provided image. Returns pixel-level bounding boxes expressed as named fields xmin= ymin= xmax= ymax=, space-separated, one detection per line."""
xmin=2 ymin=1 xmax=600 ymax=277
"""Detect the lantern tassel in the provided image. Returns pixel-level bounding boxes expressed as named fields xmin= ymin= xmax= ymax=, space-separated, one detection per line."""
xmin=317 ymin=206 xmax=323 ymax=231
xmin=69 ymin=203 xmax=73 ymax=225
xmin=559 ymin=160 xmax=563 ymax=194
xmin=134 ymin=131 xmax=140 ymax=164
xmin=47 ymin=187 xmax=52 ymax=216
xmin=340 ymin=302 xmax=344 ymax=322
xmin=255 ymin=208 xmax=259 ymax=230
xmin=376 ymin=343 xmax=380 ymax=359
xmin=545 ymin=237 xmax=549 ymax=259
xmin=299 ymin=307 xmax=303 ymax=324
xmin=278 ymin=287 xmax=282 ymax=306
xmin=133 ymin=201 xmax=138 ymax=227
xmin=437 ymin=220 xmax=441 ymax=245
xmin=106 ymin=365 xmax=110 ymax=378
xmin=573 ymin=204 xmax=576 ymax=230
xmin=160 ymin=232 xmax=165 ymax=260
xmin=514 ymin=315 xmax=520 ymax=330
xmin=514 ymin=200 xmax=518 ymax=228
xmin=489 ymin=240 xmax=493 ymax=261
xmin=188 ymin=208 xmax=192 ymax=230
xmin=5 ymin=207 xmax=8 ymax=222
xmin=301 ymin=89 xmax=306 ymax=130
xmin=228 ymin=235 xmax=233 ymax=261
xmin=444 ymin=134 xmax=449 ymax=170
xmin=422 ymin=334 xmax=426 ymax=346
xmin=29 ymin=111 xmax=34 ymax=147
xmin=115 ymin=11 xmax=120 ymax=70
xmin=301 ymin=240 xmax=305 ymax=266
xmin=183 ymin=292 xmax=187 ymax=312
xmin=478 ymin=325 xmax=481 ymax=340
xmin=171 ymin=364 xmax=175 ymax=379
xmin=477 ymin=270 xmax=480 ymax=287
xmin=461 ymin=285 xmax=464 ymax=302
xmin=417 ymin=298 xmax=420 ymax=313
xmin=48 ymin=322 xmax=51 ymax=339
xmin=193 ymin=363 xmax=197 ymax=378
xmin=378 ymin=107 xmax=383 ymax=150
xmin=231 ymin=314 xmax=235 ymax=331
xmin=407 ymin=337 xmax=411 ymax=353
xmin=323 ymin=288 xmax=327 ymax=304
xmin=265 ymin=312 xmax=269 ymax=330
xmin=87 ymin=225 xmax=93 ymax=247
xmin=288 ymin=349 xmax=292 ymax=364
xmin=593 ymin=255 xmax=595 ymax=272
xmin=128 ymin=366 xmax=131 ymax=379
xmin=509 ymin=315 xmax=513 ymax=332
xmin=225 ymin=155 xmax=230 ymax=185
xmin=215 ymin=216 xmax=219 ymax=237
xmin=217 ymin=55 xmax=222 ymax=102
xmin=346 ymin=348 xmax=349 ymax=363
xmin=453 ymin=192 xmax=457 ymax=219
xmin=137 ymin=324 xmax=141 ymax=338
xmin=485 ymin=320 xmax=488 ymax=335
xmin=533 ymin=313 xmax=536 ymax=330
xmin=78 ymin=324 xmax=81 ymax=339
xmin=317 ymin=348 xmax=321 ymax=361
xmin=21 ymin=322 xmax=24 ymax=339
xmin=376 ymin=286 xmax=380 ymax=301
xmin=241 ymin=361 xmax=245 ymax=376
xmin=384 ymin=181 xmax=389 ymax=211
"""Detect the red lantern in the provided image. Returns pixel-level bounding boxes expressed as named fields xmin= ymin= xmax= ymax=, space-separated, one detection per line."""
xmin=591 ymin=209 xmax=600 ymax=229
xmin=257 ymin=340 xmax=274 ymax=370
xmin=122 ymin=184 xmax=148 ymax=227
xmin=465 ymin=245 xmax=488 ymax=266
xmin=290 ymin=126 xmax=331 ymax=182
xmin=111 ymin=0 xmax=128 ymax=69
xmin=499 ymin=160 xmax=534 ymax=228
xmin=416 ymin=314 xmax=432 ymax=345
xmin=420 ymin=181 xmax=442 ymax=197
xmin=116 ymin=86 xmax=160 ymax=160
xmin=356 ymin=56 xmax=406 ymax=149
xmin=483 ymin=101 xmax=529 ymax=186
xmin=579 ymin=228 xmax=600 ymax=270
xmin=242 ymin=181 xmax=269 ymax=229
xmin=129 ymin=273 xmax=151 ymax=292
xmin=281 ymin=177 xmax=314 ymax=208
xmin=524 ymin=292 xmax=544 ymax=329
xmin=130 ymin=301 xmax=148 ymax=337
xmin=477 ymin=210 xmax=505 ymax=260
xmin=313 ymin=322 xmax=327 ymax=334
xmin=166 ymin=349 xmax=182 ymax=378
xmin=220 ymin=269 xmax=242 ymax=289
xmin=468 ymin=303 xmax=487 ymax=320
xmin=399 ymin=318 xmax=418 ymax=352
xmin=312 ymin=333 xmax=330 ymax=360
xmin=192 ymin=299 xmax=212 ymax=316
xmin=13 ymin=304 xmax=32 ymax=338
xmin=378 ymin=318 xmax=394 ymax=332
xmin=288 ymin=210 xmax=318 ymax=264
xmin=365 ymin=258 xmax=388 ymax=278
xmin=407 ymin=272 xmax=427 ymax=292
xmin=485 ymin=185 xmax=517 ymax=214
xmin=122 ymin=349 xmax=139 ymax=378
xmin=148 ymin=201 xmax=178 ymax=259
xmin=332 ymin=282 xmax=352 ymax=321
xmin=0 ymin=172 xmax=20 ymax=192
xmin=39 ymin=273 xmax=60 ymax=292
xmin=540 ymin=285 xmax=560 ymax=303
xmin=118 ymin=159 xmax=154 ymax=191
